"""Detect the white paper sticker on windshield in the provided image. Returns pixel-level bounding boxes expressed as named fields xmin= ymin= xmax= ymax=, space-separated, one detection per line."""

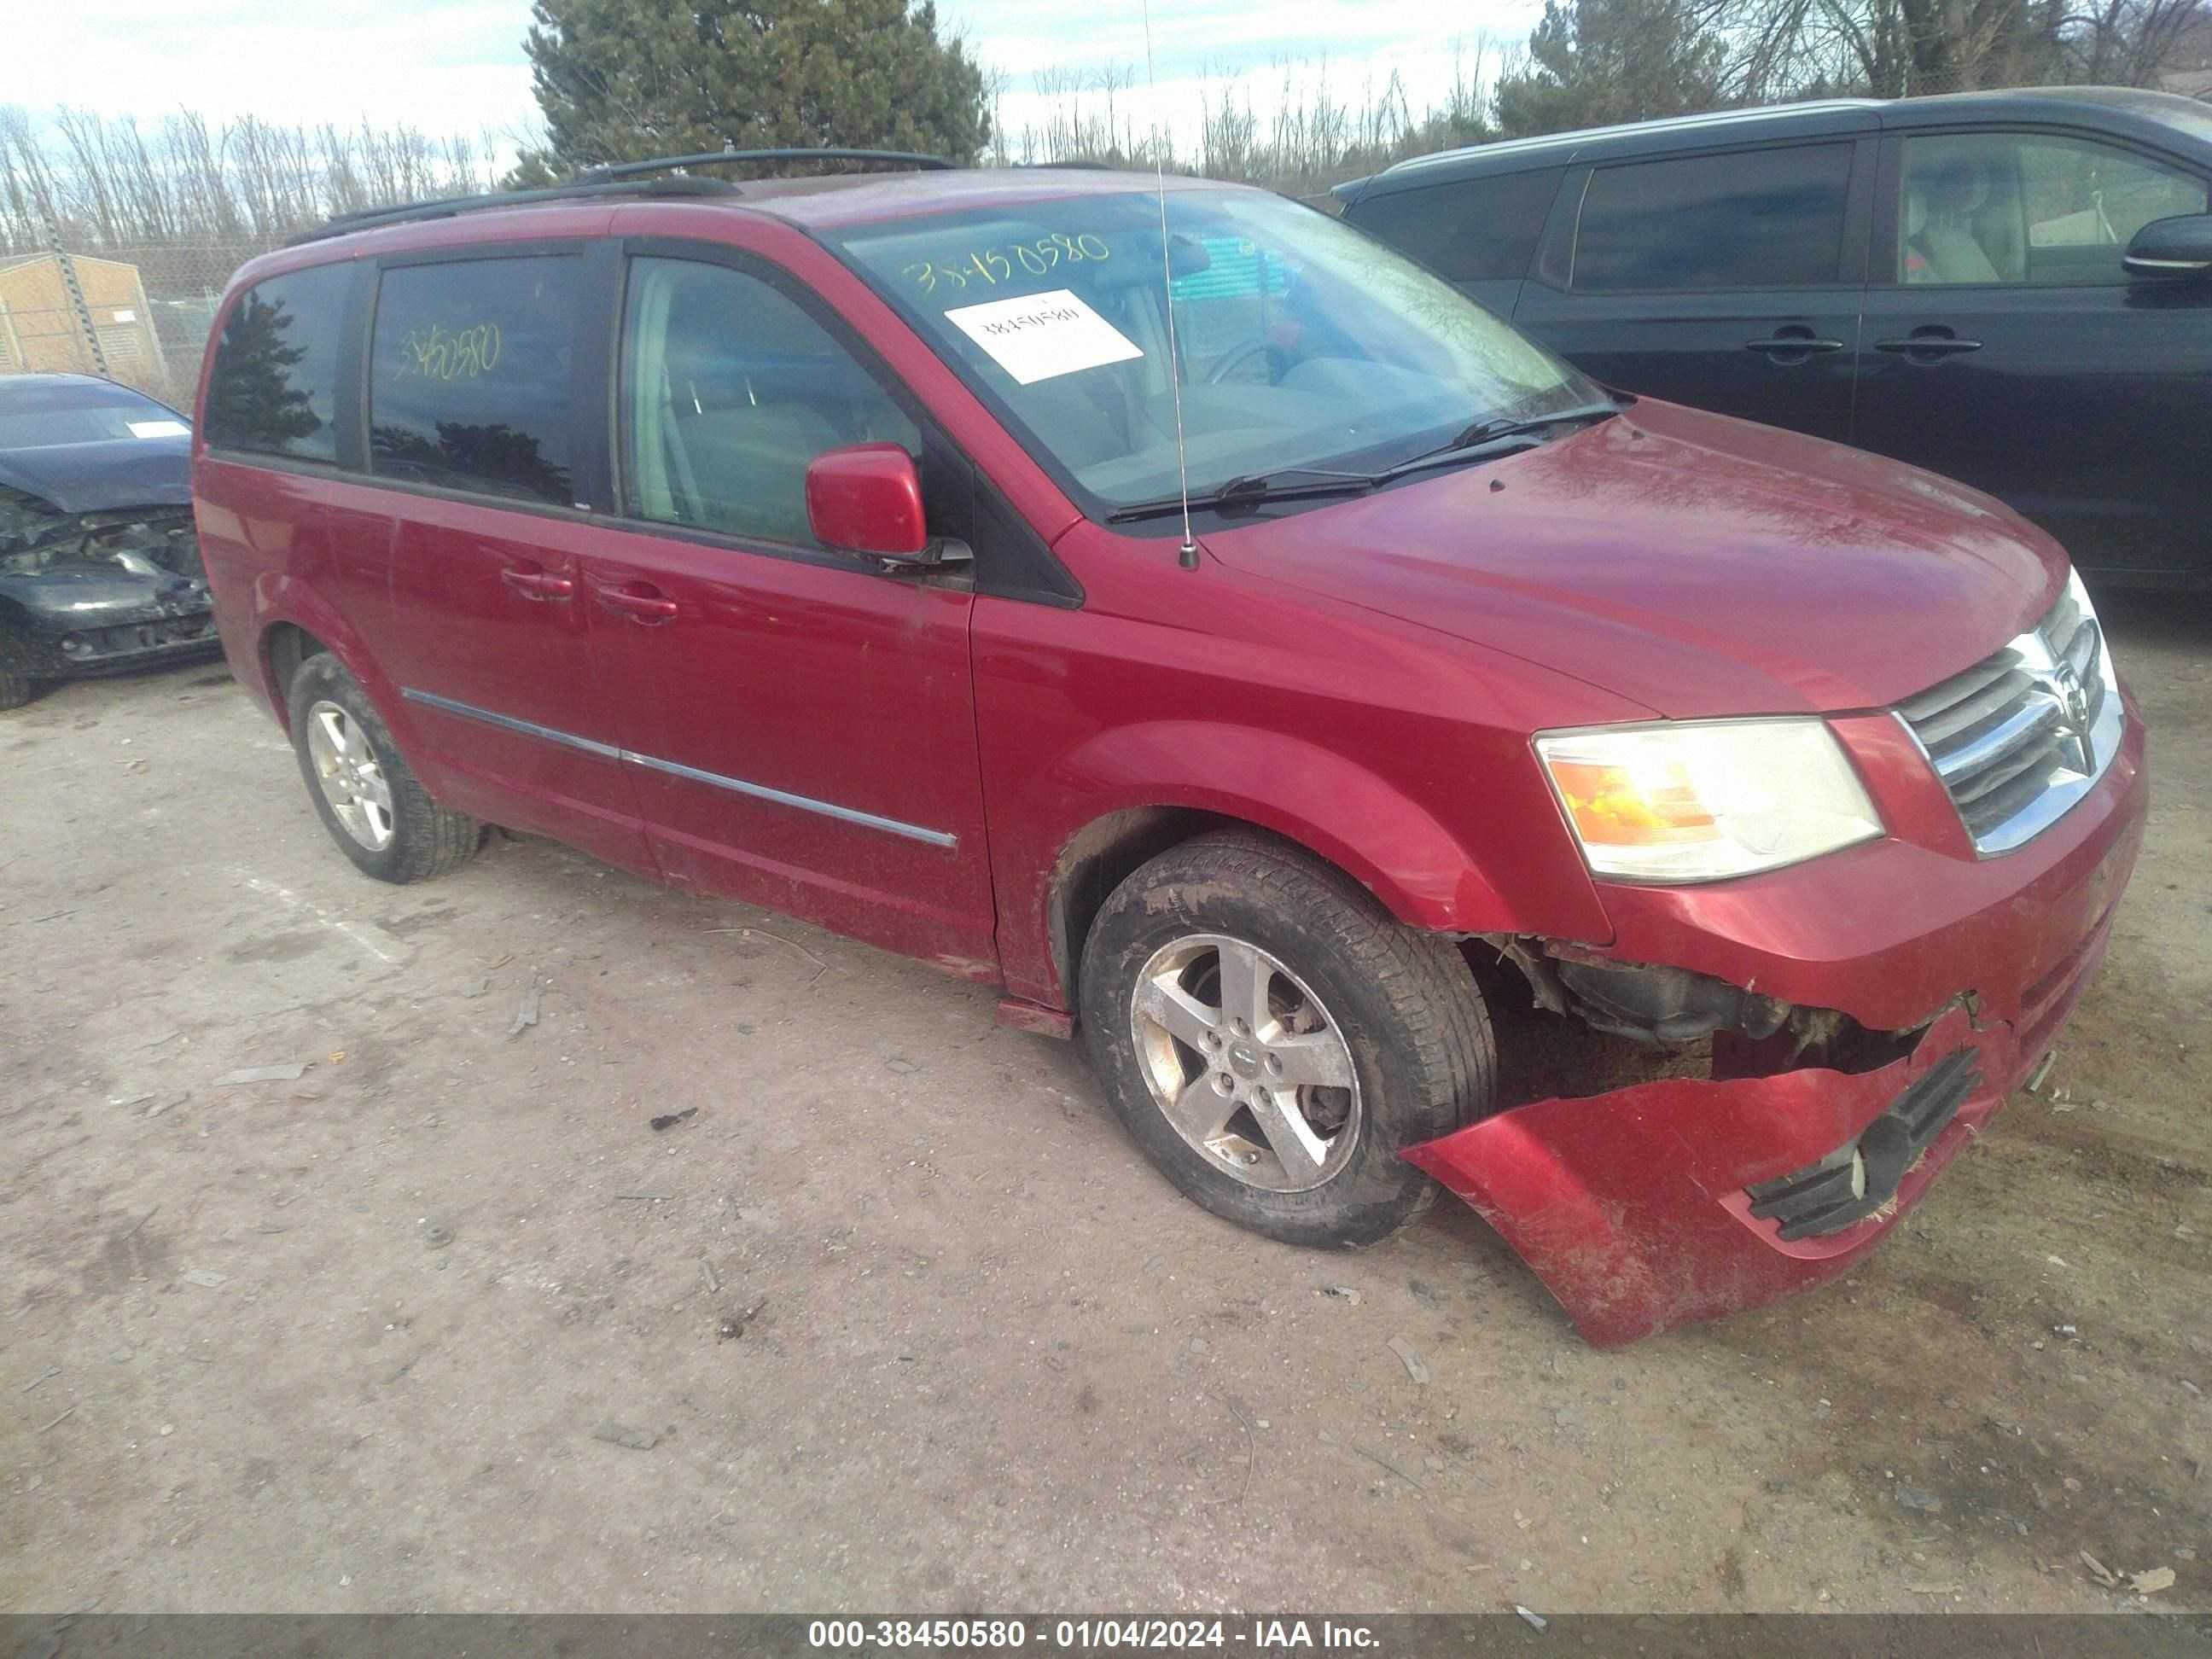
xmin=128 ymin=419 xmax=189 ymax=439
xmin=941 ymin=288 xmax=1141 ymax=386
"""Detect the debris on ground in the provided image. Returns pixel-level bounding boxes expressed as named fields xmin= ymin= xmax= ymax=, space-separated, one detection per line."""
xmin=181 ymin=1269 xmax=228 ymax=1289
xmin=1895 ymin=1486 xmax=1942 ymax=1513
xmin=1906 ymin=1581 xmax=1962 ymax=1595
xmin=507 ymin=981 xmax=543 ymax=1038
xmin=1408 ymin=1278 xmax=1442 ymax=1306
xmin=885 ymin=1057 xmax=922 ymax=1075
xmin=590 ymin=1420 xmax=659 ymax=1451
xmin=462 ymin=976 xmax=489 ymax=998
xmin=1513 ymin=1605 xmax=1546 ymax=1631
xmin=719 ymin=1297 xmax=769 ymax=1341
xmin=21 ymin=1365 xmax=59 ymax=1392
xmin=2024 ymin=1049 xmax=2059 ymax=1093
xmin=649 ymin=1107 xmax=697 ymax=1132
xmin=2132 ymin=1567 xmax=2176 ymax=1595
xmin=1320 ymin=1285 xmax=1362 ymax=1304
xmin=421 ymin=1220 xmax=454 ymax=1249
xmin=2080 ymin=1551 xmax=2120 ymax=1587
xmin=214 ymin=1062 xmax=308 ymax=1086
xmin=1387 ymin=1336 xmax=1430 ymax=1384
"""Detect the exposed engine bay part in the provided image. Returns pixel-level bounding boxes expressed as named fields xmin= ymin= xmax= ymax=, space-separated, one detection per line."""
xmin=1482 ymin=934 xmax=1793 ymax=1045
xmin=0 ymin=502 xmax=205 ymax=581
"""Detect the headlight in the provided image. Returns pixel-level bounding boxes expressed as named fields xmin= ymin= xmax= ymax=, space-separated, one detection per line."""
xmin=1536 ymin=719 xmax=1883 ymax=882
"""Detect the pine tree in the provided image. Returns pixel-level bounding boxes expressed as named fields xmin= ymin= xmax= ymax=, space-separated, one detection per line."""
xmin=515 ymin=0 xmax=991 ymax=178
xmin=1493 ymin=0 xmax=1731 ymax=137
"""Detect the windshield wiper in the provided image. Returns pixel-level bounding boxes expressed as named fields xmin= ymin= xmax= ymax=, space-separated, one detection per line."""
xmin=1105 ymin=466 xmax=1380 ymax=524
xmin=1103 ymin=404 xmax=1622 ymax=525
xmin=1379 ymin=401 xmax=1622 ymax=482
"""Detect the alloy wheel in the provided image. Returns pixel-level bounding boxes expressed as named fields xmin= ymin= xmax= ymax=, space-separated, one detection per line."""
xmin=305 ymin=699 xmax=395 ymax=851
xmin=1127 ymin=932 xmax=1363 ymax=1193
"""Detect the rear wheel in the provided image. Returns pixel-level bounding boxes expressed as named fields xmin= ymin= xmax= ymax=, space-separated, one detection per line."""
xmin=285 ymin=652 xmax=480 ymax=883
xmin=1079 ymin=830 xmax=1496 ymax=1249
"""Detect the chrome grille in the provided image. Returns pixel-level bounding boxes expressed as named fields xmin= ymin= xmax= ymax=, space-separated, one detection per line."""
xmin=1896 ymin=579 xmax=2119 ymax=855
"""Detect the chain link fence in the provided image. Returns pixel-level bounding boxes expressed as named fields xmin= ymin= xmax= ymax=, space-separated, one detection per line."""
xmin=0 ymin=238 xmax=282 ymax=410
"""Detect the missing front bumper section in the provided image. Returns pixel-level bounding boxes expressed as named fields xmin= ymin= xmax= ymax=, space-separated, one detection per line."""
xmin=1744 ymin=1047 xmax=1982 ymax=1239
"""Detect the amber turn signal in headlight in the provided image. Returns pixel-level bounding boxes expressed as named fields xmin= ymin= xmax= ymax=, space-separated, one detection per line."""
xmin=1535 ymin=719 xmax=1883 ymax=882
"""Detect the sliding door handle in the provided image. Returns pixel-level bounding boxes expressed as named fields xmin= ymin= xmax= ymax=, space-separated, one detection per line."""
xmin=499 ymin=566 xmax=575 ymax=601
xmin=1874 ymin=332 xmax=1983 ymax=360
xmin=1745 ymin=335 xmax=1845 ymax=357
xmin=592 ymin=582 xmax=680 ymax=623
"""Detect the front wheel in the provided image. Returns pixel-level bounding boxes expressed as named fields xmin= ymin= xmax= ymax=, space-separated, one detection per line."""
xmin=1079 ymin=831 xmax=1496 ymax=1249
xmin=0 ymin=620 xmax=38 ymax=710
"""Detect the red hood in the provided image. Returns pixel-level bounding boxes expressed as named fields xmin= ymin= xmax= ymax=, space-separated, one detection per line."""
xmin=1201 ymin=399 xmax=2066 ymax=719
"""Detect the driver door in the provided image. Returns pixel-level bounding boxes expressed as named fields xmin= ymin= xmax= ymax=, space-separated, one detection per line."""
xmin=1854 ymin=127 xmax=2212 ymax=579
xmin=575 ymin=247 xmax=999 ymax=972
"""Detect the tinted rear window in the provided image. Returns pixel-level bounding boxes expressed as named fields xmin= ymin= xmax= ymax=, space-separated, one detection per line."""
xmin=1574 ymin=143 xmax=1854 ymax=291
xmin=204 ymin=265 xmax=351 ymax=461
xmin=369 ymin=255 xmax=582 ymax=506
xmin=1350 ymin=169 xmax=1563 ymax=283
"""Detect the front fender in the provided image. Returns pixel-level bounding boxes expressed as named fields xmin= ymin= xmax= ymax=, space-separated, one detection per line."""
xmin=1002 ymin=719 xmax=1612 ymax=1006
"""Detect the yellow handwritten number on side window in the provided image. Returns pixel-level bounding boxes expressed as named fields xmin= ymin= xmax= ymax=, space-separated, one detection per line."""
xmin=396 ymin=322 xmax=503 ymax=381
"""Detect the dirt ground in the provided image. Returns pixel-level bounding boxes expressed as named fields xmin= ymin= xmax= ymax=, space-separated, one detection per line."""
xmin=3 ymin=590 xmax=2207 ymax=1618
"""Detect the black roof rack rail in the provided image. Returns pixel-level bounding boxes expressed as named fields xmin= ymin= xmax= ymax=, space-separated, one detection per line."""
xmin=284 ymin=148 xmax=955 ymax=247
xmin=575 ymin=147 xmax=955 ymax=182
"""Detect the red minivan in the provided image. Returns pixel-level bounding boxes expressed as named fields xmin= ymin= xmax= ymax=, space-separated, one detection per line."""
xmin=192 ymin=156 xmax=2146 ymax=1344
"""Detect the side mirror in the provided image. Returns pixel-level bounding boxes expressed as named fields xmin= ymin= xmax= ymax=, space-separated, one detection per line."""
xmin=805 ymin=443 xmax=934 ymax=566
xmin=2123 ymin=212 xmax=2212 ymax=280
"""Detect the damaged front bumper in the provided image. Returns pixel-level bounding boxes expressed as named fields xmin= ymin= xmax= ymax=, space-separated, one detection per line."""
xmin=1406 ymin=704 xmax=2147 ymax=1347
xmin=1 ymin=508 xmax=218 ymax=681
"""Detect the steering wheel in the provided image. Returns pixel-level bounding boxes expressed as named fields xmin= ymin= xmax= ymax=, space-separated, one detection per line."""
xmin=1204 ymin=338 xmax=1283 ymax=387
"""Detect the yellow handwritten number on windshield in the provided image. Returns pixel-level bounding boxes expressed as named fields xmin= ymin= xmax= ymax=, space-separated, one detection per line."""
xmin=904 ymin=236 xmax=1111 ymax=295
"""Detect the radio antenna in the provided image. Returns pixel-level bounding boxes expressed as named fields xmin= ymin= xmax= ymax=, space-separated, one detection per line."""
xmin=1141 ymin=0 xmax=1199 ymax=570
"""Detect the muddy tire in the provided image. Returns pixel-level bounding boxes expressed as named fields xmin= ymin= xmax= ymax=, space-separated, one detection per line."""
xmin=0 ymin=620 xmax=37 ymax=710
xmin=1079 ymin=830 xmax=1496 ymax=1249
xmin=285 ymin=652 xmax=480 ymax=883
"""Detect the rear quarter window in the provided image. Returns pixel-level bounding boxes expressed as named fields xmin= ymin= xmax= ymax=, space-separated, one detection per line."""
xmin=204 ymin=264 xmax=352 ymax=462
xmin=1349 ymin=169 xmax=1564 ymax=283
xmin=368 ymin=254 xmax=583 ymax=506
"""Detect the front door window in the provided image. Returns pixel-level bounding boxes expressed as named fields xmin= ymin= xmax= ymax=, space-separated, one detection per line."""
xmin=1899 ymin=132 xmax=2207 ymax=286
xmin=620 ymin=257 xmax=918 ymax=546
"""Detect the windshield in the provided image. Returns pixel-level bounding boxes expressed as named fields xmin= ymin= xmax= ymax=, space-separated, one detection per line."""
xmin=0 ymin=384 xmax=189 ymax=450
xmin=825 ymin=188 xmax=1598 ymax=513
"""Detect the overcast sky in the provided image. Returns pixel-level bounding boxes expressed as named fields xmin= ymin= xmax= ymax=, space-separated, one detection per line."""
xmin=3 ymin=0 xmax=1541 ymax=160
